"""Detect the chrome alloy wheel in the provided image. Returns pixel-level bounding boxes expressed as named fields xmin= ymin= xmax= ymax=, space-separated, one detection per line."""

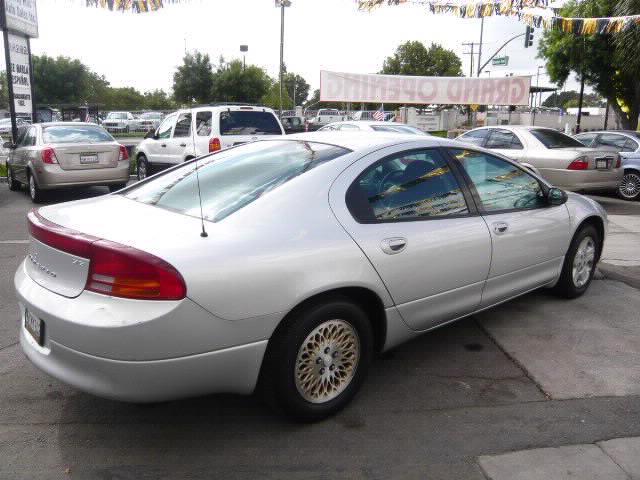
xmin=572 ymin=236 xmax=596 ymax=288
xmin=619 ymin=172 xmax=640 ymax=200
xmin=138 ymin=159 xmax=147 ymax=180
xmin=29 ymin=175 xmax=36 ymax=200
xmin=294 ymin=319 xmax=360 ymax=404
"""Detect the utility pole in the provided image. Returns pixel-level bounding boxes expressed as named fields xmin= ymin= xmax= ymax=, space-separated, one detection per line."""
xmin=576 ymin=73 xmax=585 ymax=134
xmin=476 ymin=18 xmax=484 ymax=77
xmin=462 ymin=41 xmax=479 ymax=127
xmin=277 ymin=0 xmax=291 ymax=116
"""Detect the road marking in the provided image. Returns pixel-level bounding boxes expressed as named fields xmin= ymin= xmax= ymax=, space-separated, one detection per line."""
xmin=0 ymin=240 xmax=29 ymax=244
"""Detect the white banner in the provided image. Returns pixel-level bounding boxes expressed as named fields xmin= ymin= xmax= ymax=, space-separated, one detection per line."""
xmin=4 ymin=0 xmax=38 ymax=38
xmin=8 ymin=33 xmax=33 ymax=120
xmin=320 ymin=71 xmax=532 ymax=106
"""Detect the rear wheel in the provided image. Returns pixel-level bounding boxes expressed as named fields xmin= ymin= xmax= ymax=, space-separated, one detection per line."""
xmin=28 ymin=172 xmax=45 ymax=203
xmin=260 ymin=297 xmax=373 ymax=422
xmin=554 ymin=224 xmax=600 ymax=298
xmin=618 ymin=170 xmax=640 ymax=201
xmin=109 ymin=183 xmax=127 ymax=193
xmin=7 ymin=166 xmax=20 ymax=191
xmin=137 ymin=154 xmax=149 ymax=180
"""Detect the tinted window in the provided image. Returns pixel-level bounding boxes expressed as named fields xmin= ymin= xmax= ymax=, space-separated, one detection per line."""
xmin=196 ymin=111 xmax=212 ymax=136
xmin=219 ymin=111 xmax=282 ymax=135
xmin=459 ymin=129 xmax=489 ymax=146
xmin=624 ymin=138 xmax=639 ymax=152
xmin=14 ymin=126 xmax=28 ymax=145
xmin=157 ymin=114 xmax=175 ymax=139
xmin=347 ymin=149 xmax=468 ymax=223
xmin=485 ymin=129 xmax=523 ymax=150
xmin=596 ymin=133 xmax=637 ymax=152
xmin=124 ymin=141 xmax=349 ymax=222
xmin=173 ymin=113 xmax=192 ymax=138
xmin=42 ymin=126 xmax=113 ymax=144
xmin=575 ymin=133 xmax=597 ymax=146
xmin=451 ymin=149 xmax=546 ymax=211
xmin=530 ymin=129 xmax=584 ymax=149
xmin=19 ymin=127 xmax=36 ymax=147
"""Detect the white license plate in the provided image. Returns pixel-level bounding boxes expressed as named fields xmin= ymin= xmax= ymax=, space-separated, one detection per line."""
xmin=596 ymin=159 xmax=608 ymax=169
xmin=80 ymin=154 xmax=99 ymax=164
xmin=24 ymin=309 xmax=44 ymax=346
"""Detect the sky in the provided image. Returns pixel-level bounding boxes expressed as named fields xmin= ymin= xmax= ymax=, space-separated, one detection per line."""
xmin=15 ymin=0 xmax=585 ymax=102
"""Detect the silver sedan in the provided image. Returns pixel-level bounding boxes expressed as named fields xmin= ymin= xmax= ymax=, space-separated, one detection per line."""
xmin=457 ymin=126 xmax=623 ymax=193
xmin=15 ymin=133 xmax=606 ymax=421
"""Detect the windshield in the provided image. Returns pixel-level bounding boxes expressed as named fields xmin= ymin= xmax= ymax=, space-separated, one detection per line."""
xmin=370 ymin=125 xmax=428 ymax=135
xmin=43 ymin=126 xmax=114 ymax=144
xmin=530 ymin=128 xmax=584 ymax=149
xmin=124 ymin=140 xmax=350 ymax=222
xmin=219 ymin=111 xmax=282 ymax=136
xmin=107 ymin=113 xmax=127 ymax=120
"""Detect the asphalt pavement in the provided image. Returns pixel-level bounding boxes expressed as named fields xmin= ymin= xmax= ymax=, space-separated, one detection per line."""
xmin=1 ymin=185 xmax=639 ymax=480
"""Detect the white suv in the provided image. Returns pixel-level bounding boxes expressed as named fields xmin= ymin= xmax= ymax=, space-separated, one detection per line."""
xmin=135 ymin=104 xmax=285 ymax=179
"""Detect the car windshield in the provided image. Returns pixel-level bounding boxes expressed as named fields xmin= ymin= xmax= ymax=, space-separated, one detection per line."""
xmin=219 ymin=111 xmax=282 ymax=136
xmin=530 ymin=128 xmax=584 ymax=149
xmin=42 ymin=126 xmax=114 ymax=144
xmin=107 ymin=113 xmax=127 ymax=120
xmin=370 ymin=125 xmax=427 ymax=135
xmin=124 ymin=140 xmax=350 ymax=222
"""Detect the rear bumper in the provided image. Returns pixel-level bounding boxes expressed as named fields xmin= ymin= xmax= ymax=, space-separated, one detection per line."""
xmin=34 ymin=162 xmax=130 ymax=189
xmin=542 ymin=167 xmax=623 ymax=192
xmin=14 ymin=261 xmax=272 ymax=401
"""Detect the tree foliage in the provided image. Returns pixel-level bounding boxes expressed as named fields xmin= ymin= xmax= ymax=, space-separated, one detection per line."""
xmin=261 ymin=82 xmax=294 ymax=110
xmin=538 ymin=0 xmax=640 ymax=129
xmin=173 ymin=52 xmax=214 ymax=105
xmin=211 ymin=59 xmax=272 ymax=104
xmin=381 ymin=41 xmax=463 ymax=77
xmin=542 ymin=90 xmax=606 ymax=109
xmin=282 ymin=72 xmax=310 ymax=106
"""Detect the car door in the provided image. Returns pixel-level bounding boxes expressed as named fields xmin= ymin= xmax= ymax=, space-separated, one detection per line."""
xmin=146 ymin=113 xmax=176 ymax=165
xmin=484 ymin=128 xmax=526 ymax=162
xmin=329 ymin=145 xmax=492 ymax=331
xmin=164 ymin=112 xmax=192 ymax=164
xmin=447 ymin=148 xmax=571 ymax=308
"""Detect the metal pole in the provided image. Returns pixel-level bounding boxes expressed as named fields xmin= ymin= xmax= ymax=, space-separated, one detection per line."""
xmin=27 ymin=37 xmax=36 ymax=123
xmin=279 ymin=2 xmax=284 ymax=116
xmin=576 ymin=73 xmax=585 ymax=134
xmin=470 ymin=43 xmax=474 ymax=78
xmin=604 ymin=99 xmax=609 ymax=130
xmin=476 ymin=17 xmax=484 ymax=77
xmin=1 ymin=0 xmax=17 ymax=143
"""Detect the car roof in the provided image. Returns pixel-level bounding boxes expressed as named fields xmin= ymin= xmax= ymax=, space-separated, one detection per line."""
xmin=38 ymin=122 xmax=102 ymax=127
xmin=286 ymin=131 xmax=451 ymax=151
xmin=326 ymin=120 xmax=409 ymax=127
xmin=576 ymin=130 xmax=639 ymax=137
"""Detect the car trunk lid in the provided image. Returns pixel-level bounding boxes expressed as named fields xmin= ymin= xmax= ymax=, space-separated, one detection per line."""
xmin=52 ymin=143 xmax=120 ymax=171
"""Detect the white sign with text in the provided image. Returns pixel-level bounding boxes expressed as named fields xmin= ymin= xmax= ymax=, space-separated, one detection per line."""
xmin=4 ymin=0 xmax=38 ymax=38
xmin=8 ymin=33 xmax=32 ymax=120
xmin=320 ymin=71 xmax=532 ymax=106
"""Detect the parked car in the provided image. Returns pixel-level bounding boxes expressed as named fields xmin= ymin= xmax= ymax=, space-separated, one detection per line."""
xmin=306 ymin=108 xmax=345 ymax=131
xmin=281 ymin=115 xmax=306 ymax=134
xmin=102 ymin=111 xmax=140 ymax=134
xmin=319 ymin=120 xmax=429 ymax=135
xmin=574 ymin=130 xmax=640 ymax=201
xmin=16 ymin=132 xmax=606 ymax=421
xmin=138 ymin=111 xmax=165 ymax=132
xmin=0 ymin=117 xmax=30 ymax=136
xmin=5 ymin=122 xmax=130 ymax=202
xmin=135 ymin=104 xmax=285 ymax=180
xmin=457 ymin=126 xmax=622 ymax=193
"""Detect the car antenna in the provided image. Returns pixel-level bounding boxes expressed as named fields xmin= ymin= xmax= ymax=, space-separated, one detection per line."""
xmin=190 ymin=113 xmax=208 ymax=238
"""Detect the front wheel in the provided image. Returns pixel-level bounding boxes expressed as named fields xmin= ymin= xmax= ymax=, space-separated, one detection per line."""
xmin=7 ymin=166 xmax=20 ymax=191
xmin=554 ymin=224 xmax=600 ymax=298
xmin=260 ymin=297 xmax=373 ymax=422
xmin=618 ymin=170 xmax=640 ymax=201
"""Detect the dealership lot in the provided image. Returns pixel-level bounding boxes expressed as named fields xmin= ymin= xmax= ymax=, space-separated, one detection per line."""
xmin=1 ymin=185 xmax=640 ymax=479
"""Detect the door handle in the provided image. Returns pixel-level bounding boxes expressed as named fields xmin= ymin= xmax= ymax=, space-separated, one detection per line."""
xmin=381 ymin=237 xmax=407 ymax=255
xmin=493 ymin=222 xmax=509 ymax=234
xmin=161 ymin=143 xmax=167 ymax=148
xmin=179 ymin=143 xmax=187 ymax=147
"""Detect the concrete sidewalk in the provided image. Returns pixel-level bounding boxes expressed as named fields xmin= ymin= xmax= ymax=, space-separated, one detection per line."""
xmin=479 ymin=437 xmax=640 ymax=479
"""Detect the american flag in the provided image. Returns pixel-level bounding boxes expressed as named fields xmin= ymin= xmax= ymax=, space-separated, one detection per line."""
xmin=372 ymin=105 xmax=385 ymax=121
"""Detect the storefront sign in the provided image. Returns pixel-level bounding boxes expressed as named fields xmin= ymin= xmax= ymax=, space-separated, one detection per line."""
xmin=320 ymin=70 xmax=531 ymax=106
xmin=3 ymin=0 xmax=38 ymax=38
xmin=7 ymin=32 xmax=32 ymax=120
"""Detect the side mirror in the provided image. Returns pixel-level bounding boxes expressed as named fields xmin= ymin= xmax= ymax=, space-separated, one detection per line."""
xmin=3 ymin=141 xmax=14 ymax=149
xmin=144 ymin=128 xmax=156 ymax=140
xmin=547 ymin=187 xmax=568 ymax=206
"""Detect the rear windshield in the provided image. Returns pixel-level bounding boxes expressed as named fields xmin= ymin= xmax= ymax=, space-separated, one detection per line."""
xmin=43 ymin=126 xmax=114 ymax=144
xmin=530 ymin=129 xmax=584 ymax=149
xmin=124 ymin=140 xmax=350 ymax=222
xmin=370 ymin=125 xmax=427 ymax=135
xmin=219 ymin=111 xmax=282 ymax=136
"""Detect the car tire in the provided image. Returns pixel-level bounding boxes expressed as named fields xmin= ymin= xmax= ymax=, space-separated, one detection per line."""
xmin=618 ymin=170 xmax=640 ymax=201
xmin=553 ymin=224 xmax=600 ymax=299
xmin=260 ymin=296 xmax=373 ymax=422
xmin=137 ymin=155 xmax=149 ymax=181
xmin=7 ymin=166 xmax=20 ymax=191
xmin=27 ymin=171 xmax=45 ymax=203
xmin=109 ymin=183 xmax=127 ymax=193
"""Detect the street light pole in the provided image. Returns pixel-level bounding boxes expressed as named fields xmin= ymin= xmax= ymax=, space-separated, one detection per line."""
xmin=279 ymin=2 xmax=285 ymax=116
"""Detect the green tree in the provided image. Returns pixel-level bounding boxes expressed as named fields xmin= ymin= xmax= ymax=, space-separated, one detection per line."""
xmin=381 ymin=41 xmax=463 ymax=77
xmin=143 ymin=89 xmax=175 ymax=110
xmin=102 ymin=87 xmax=145 ymax=110
xmin=538 ymin=0 xmax=640 ymax=129
xmin=261 ymin=82 xmax=293 ymax=110
xmin=173 ymin=51 xmax=214 ymax=105
xmin=282 ymin=72 xmax=310 ymax=106
xmin=542 ymin=90 xmax=606 ymax=109
xmin=211 ymin=59 xmax=271 ymax=104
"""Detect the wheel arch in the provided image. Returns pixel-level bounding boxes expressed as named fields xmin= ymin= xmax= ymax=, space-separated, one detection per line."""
xmin=575 ymin=215 xmax=605 ymax=262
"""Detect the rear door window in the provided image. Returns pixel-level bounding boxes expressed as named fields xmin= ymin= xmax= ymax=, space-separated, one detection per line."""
xmin=459 ymin=129 xmax=489 ymax=146
xmin=485 ymin=129 xmax=523 ymax=150
xmin=219 ymin=111 xmax=282 ymax=136
xmin=575 ymin=133 xmax=597 ymax=146
xmin=196 ymin=111 xmax=212 ymax=136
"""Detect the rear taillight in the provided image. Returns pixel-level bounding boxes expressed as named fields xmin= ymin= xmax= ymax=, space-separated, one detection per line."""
xmin=28 ymin=210 xmax=186 ymax=301
xmin=41 ymin=147 xmax=58 ymax=164
xmin=118 ymin=145 xmax=129 ymax=161
xmin=567 ymin=157 xmax=589 ymax=170
xmin=615 ymin=155 xmax=621 ymax=168
xmin=209 ymin=137 xmax=221 ymax=152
